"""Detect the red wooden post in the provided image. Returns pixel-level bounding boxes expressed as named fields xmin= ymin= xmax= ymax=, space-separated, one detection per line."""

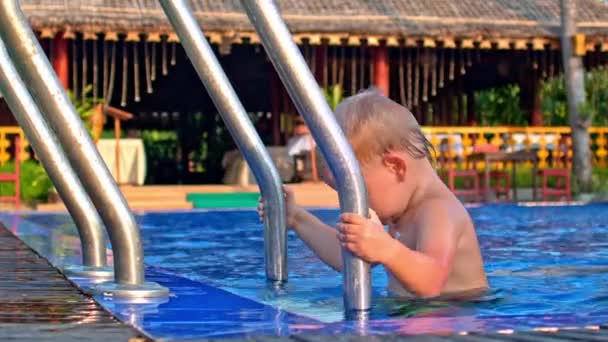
xmin=372 ymin=46 xmax=389 ymax=96
xmin=13 ymin=138 xmax=20 ymax=210
xmin=0 ymin=138 xmax=21 ymax=209
xmin=519 ymin=66 xmax=543 ymax=126
xmin=52 ymin=32 xmax=69 ymax=89
xmin=530 ymin=78 xmax=543 ymax=126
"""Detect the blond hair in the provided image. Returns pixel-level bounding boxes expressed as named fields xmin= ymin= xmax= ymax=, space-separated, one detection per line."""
xmin=333 ymin=88 xmax=432 ymax=164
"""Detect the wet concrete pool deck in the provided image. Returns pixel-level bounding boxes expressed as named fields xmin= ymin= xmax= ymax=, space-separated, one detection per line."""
xmin=0 ymin=224 xmax=147 ymax=341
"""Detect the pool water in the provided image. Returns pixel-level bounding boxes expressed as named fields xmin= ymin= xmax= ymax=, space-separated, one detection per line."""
xmin=137 ymin=204 xmax=608 ymax=322
xmin=6 ymin=203 xmax=608 ymax=338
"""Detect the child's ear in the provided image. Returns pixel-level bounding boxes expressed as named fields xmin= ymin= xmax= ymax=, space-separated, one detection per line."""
xmin=382 ymin=152 xmax=407 ymax=180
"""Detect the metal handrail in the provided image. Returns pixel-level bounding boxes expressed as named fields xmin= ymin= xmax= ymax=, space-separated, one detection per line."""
xmin=0 ymin=1 xmax=167 ymax=298
xmin=160 ymin=0 xmax=287 ymax=283
xmin=240 ymin=0 xmax=371 ymax=317
xmin=0 ymin=38 xmax=112 ymax=278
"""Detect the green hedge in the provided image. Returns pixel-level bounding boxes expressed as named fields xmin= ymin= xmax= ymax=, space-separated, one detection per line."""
xmin=0 ymin=160 xmax=52 ymax=203
xmin=445 ymin=166 xmax=608 ymax=195
xmin=475 ymin=69 xmax=608 ymax=126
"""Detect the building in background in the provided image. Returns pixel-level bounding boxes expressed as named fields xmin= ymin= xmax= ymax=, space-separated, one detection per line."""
xmin=2 ymin=0 xmax=608 ymax=184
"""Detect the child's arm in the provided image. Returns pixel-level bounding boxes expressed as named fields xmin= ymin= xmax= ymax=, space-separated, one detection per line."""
xmin=293 ymin=208 xmax=383 ymax=272
xmin=338 ymin=208 xmax=459 ymax=298
xmin=292 ymin=208 xmax=343 ymax=271
xmin=259 ymin=186 xmax=343 ymax=271
xmin=382 ymin=216 xmax=458 ymax=297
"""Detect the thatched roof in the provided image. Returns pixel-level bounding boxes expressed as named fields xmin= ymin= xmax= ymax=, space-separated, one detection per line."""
xmin=20 ymin=0 xmax=608 ymax=41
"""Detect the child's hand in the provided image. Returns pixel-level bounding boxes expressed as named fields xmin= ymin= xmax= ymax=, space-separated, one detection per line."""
xmin=337 ymin=213 xmax=397 ymax=264
xmin=258 ymin=185 xmax=302 ymax=228
xmin=369 ymin=208 xmax=382 ymax=225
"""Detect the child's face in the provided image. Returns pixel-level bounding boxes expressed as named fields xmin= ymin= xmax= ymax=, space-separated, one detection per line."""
xmin=360 ymin=154 xmax=409 ymax=224
xmin=320 ymin=153 xmax=409 ymax=225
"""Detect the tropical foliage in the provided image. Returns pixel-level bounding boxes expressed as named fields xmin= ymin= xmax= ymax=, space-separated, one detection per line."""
xmin=542 ymin=69 xmax=608 ymax=126
xmin=20 ymin=86 xmax=103 ymax=204
xmin=475 ymin=69 xmax=608 ymax=126
xmin=323 ymin=84 xmax=344 ymax=111
xmin=475 ymin=85 xmax=528 ymax=126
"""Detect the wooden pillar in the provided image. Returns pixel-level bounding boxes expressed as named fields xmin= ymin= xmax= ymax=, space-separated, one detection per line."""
xmin=466 ymin=89 xmax=476 ymax=125
xmin=52 ymin=32 xmax=70 ymax=89
xmin=446 ymin=87 xmax=454 ymax=126
xmin=281 ymin=85 xmax=291 ymax=143
xmin=439 ymin=94 xmax=448 ymax=126
xmin=530 ymin=77 xmax=543 ymax=126
xmin=372 ymin=46 xmax=390 ymax=96
xmin=420 ymin=102 xmax=428 ymax=125
xmin=270 ymin=69 xmax=281 ymax=146
xmin=315 ymin=44 xmax=328 ymax=87
xmin=519 ymin=69 xmax=543 ymax=126
xmin=456 ymin=93 xmax=463 ymax=126
xmin=457 ymin=78 xmax=465 ymax=125
xmin=431 ymin=101 xmax=439 ymax=126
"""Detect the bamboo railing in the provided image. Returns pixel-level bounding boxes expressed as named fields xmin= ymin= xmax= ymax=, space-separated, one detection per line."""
xmin=422 ymin=126 xmax=608 ymax=169
xmin=1 ymin=126 xmax=607 ymax=169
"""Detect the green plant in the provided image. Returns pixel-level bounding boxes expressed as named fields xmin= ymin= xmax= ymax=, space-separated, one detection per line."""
xmin=475 ymin=85 xmax=528 ymax=126
xmin=141 ymin=130 xmax=178 ymax=184
xmin=541 ymin=69 xmax=608 ymax=126
xmin=0 ymin=160 xmax=53 ymax=203
xmin=541 ymin=75 xmax=569 ymax=126
xmin=23 ymin=84 xmax=103 ymax=203
xmin=100 ymin=129 xmax=125 ymax=139
xmin=445 ymin=165 xmax=608 ymax=198
xmin=323 ymin=84 xmax=344 ymax=111
xmin=141 ymin=130 xmax=178 ymax=163
xmin=581 ymin=68 xmax=608 ymax=125
xmin=589 ymin=167 xmax=608 ymax=197
xmin=475 ymin=69 xmax=608 ymax=127
xmin=66 ymin=85 xmax=103 ymax=135
xmin=508 ymin=167 xmax=608 ymax=190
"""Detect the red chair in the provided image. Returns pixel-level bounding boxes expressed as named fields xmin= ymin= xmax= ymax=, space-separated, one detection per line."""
xmin=437 ymin=138 xmax=480 ymax=202
xmin=539 ymin=168 xmax=571 ymax=201
xmin=443 ymin=169 xmax=480 ymax=202
xmin=482 ymin=170 xmax=511 ymax=201
xmin=537 ymin=136 xmax=571 ymax=201
xmin=0 ymin=138 xmax=20 ymax=209
xmin=473 ymin=144 xmax=511 ymax=201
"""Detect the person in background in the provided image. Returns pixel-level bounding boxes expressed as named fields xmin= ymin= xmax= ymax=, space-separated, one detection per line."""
xmin=286 ymin=115 xmax=317 ymax=182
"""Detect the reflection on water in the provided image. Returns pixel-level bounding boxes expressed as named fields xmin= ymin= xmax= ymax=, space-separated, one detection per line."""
xmin=378 ymin=288 xmax=504 ymax=318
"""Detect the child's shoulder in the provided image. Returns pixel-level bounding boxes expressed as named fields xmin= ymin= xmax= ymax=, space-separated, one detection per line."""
xmin=412 ymin=195 xmax=461 ymax=219
xmin=407 ymin=195 xmax=470 ymax=234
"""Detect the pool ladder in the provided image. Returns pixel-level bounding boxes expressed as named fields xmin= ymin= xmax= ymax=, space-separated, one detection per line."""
xmin=0 ymin=1 xmax=168 ymax=298
xmin=0 ymin=0 xmax=372 ymax=318
xmin=161 ymin=0 xmax=371 ymax=318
